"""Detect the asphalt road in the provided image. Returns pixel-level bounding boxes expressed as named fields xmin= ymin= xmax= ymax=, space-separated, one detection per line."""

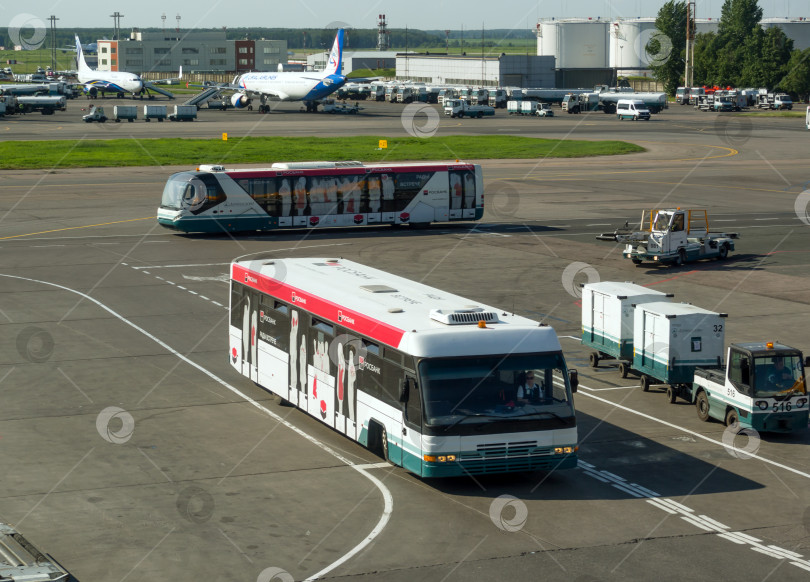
xmin=1 ymin=100 xmax=809 ymax=582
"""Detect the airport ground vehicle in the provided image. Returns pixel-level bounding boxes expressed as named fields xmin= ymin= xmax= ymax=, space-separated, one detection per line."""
xmin=676 ymin=86 xmax=691 ymax=105
xmin=582 ymin=283 xmax=808 ymax=433
xmin=15 ymin=95 xmax=66 ymax=115
xmin=599 ymin=208 xmax=738 ymax=266
xmin=535 ymin=102 xmax=554 ymax=117
xmin=443 ymin=99 xmax=494 ymax=118
xmin=230 ymin=257 xmax=579 ymax=477
xmin=82 ymin=105 xmax=107 ymax=122
xmin=0 ymin=522 xmax=73 ymax=580
xmin=806 ymin=106 xmax=810 ymax=130
xmin=158 ymin=160 xmax=483 ymax=233
xmin=488 ymin=89 xmax=507 ymax=108
xmin=616 ymin=99 xmax=651 ymax=120
xmin=774 ymin=93 xmax=793 ymax=110
xmin=320 ymin=99 xmax=360 ymax=114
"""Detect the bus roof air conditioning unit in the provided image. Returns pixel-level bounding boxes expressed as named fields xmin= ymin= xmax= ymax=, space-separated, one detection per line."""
xmin=430 ymin=307 xmax=500 ymax=325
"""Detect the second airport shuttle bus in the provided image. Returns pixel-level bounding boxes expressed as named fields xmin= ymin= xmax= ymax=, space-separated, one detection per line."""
xmin=229 ymin=257 xmax=579 ymax=478
xmin=158 ymin=161 xmax=483 ymax=233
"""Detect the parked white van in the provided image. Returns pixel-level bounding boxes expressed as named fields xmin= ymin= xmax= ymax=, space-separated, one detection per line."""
xmin=616 ymin=99 xmax=651 ymax=121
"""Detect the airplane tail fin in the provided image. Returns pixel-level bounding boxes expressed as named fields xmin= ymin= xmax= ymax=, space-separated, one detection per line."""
xmin=75 ymin=35 xmax=91 ymax=73
xmin=323 ymin=29 xmax=344 ymax=76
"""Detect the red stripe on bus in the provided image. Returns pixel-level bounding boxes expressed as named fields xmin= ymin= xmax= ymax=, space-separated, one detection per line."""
xmin=232 ymin=264 xmax=405 ymax=348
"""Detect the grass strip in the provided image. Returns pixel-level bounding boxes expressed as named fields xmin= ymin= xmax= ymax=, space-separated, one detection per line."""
xmin=738 ymin=110 xmax=805 ymax=117
xmin=0 ymin=135 xmax=644 ymax=170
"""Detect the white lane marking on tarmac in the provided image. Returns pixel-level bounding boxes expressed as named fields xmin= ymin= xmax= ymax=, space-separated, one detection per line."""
xmin=574 ymin=382 xmax=810 ymax=480
xmin=0 ymin=273 xmax=394 ymax=582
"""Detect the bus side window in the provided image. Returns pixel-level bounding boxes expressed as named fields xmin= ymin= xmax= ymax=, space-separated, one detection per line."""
xmin=230 ymin=283 xmax=245 ymax=327
xmin=260 ymin=296 xmax=289 ymax=351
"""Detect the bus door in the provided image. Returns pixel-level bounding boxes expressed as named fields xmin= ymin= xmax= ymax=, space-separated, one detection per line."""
xmin=232 ymin=285 xmax=259 ymax=382
xmin=449 ymin=170 xmax=475 ymax=220
xmin=306 ymin=319 xmax=337 ymax=429
xmin=365 ymin=174 xmax=383 ymax=224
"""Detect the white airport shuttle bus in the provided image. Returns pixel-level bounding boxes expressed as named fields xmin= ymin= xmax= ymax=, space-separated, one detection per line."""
xmin=158 ymin=161 xmax=483 ymax=233
xmin=229 ymin=258 xmax=579 ymax=478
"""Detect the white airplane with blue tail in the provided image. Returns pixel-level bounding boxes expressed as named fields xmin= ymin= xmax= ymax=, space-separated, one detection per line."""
xmin=75 ymin=35 xmax=179 ymax=99
xmin=228 ymin=29 xmax=350 ymax=113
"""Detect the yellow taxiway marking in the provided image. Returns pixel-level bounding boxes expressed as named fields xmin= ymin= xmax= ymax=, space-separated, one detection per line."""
xmin=0 ymin=217 xmax=153 ymax=240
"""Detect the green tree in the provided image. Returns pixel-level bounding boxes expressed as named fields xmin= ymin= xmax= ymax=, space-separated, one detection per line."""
xmin=779 ymin=48 xmax=810 ymax=99
xmin=649 ymin=0 xmax=688 ymax=95
xmin=692 ymin=32 xmax=719 ymax=86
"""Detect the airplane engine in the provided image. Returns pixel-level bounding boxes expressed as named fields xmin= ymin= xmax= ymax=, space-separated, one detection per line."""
xmin=231 ymin=93 xmax=251 ymax=109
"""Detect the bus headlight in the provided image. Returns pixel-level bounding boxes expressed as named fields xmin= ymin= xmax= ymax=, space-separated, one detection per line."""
xmin=424 ymin=454 xmax=457 ymax=463
xmin=755 ymin=400 xmax=768 ymax=410
xmin=554 ymin=446 xmax=577 ymax=454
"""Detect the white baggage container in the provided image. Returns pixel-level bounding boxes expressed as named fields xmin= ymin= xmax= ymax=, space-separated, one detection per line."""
xmin=143 ymin=104 xmax=167 ymax=122
xmin=581 ymin=281 xmax=671 ymax=372
xmin=632 ymin=301 xmax=727 ymax=389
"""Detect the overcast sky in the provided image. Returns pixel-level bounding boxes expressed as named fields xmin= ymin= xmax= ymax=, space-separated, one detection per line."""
xmin=3 ymin=1 xmax=805 ymax=31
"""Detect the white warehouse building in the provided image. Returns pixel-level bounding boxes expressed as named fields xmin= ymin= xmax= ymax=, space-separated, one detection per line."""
xmin=396 ymin=54 xmax=555 ymax=87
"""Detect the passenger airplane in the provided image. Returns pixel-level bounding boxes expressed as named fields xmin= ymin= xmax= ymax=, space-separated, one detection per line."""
xmin=228 ymin=28 xmax=348 ymax=113
xmin=75 ymin=35 xmax=144 ymax=98
xmin=74 ymin=35 xmax=180 ymax=99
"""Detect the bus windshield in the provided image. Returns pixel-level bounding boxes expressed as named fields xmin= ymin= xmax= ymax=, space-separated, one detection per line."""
xmin=161 ymin=173 xmax=207 ymax=211
xmin=418 ymin=353 xmax=574 ymax=429
xmin=753 ymin=354 xmax=805 ymax=397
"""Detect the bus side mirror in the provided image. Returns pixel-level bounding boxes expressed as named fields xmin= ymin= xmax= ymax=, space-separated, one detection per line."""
xmin=569 ymin=369 xmax=578 ymax=393
xmin=804 ymin=356 xmax=810 ymax=368
xmin=399 ymin=378 xmax=411 ymax=403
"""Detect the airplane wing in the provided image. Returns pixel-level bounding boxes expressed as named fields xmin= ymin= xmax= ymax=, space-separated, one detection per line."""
xmin=188 ymin=82 xmax=291 ymax=102
xmin=148 ymin=66 xmax=183 ymax=85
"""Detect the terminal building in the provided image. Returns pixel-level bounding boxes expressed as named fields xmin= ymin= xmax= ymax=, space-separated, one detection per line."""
xmin=96 ymin=30 xmax=287 ymax=74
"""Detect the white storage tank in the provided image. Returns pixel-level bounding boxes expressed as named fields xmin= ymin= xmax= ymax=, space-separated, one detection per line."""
xmin=610 ymin=18 xmax=655 ymax=71
xmin=581 ymin=281 xmax=672 ymax=368
xmin=632 ymin=301 xmax=727 ymax=388
xmin=761 ymin=18 xmax=810 ymax=50
xmin=609 ymin=18 xmax=719 ymax=73
xmin=537 ymin=18 xmax=609 ymax=68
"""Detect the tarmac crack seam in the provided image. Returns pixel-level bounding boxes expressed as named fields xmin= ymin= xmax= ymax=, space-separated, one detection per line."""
xmin=0 ymin=272 xmax=394 ymax=582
